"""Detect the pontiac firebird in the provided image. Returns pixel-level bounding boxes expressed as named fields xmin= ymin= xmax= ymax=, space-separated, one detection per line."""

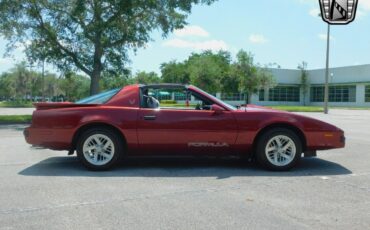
xmin=24 ymin=84 xmax=345 ymax=171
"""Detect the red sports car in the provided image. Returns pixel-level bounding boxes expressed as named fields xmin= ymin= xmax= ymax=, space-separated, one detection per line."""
xmin=24 ymin=84 xmax=345 ymax=171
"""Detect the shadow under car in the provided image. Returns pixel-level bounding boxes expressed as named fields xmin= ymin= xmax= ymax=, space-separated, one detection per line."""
xmin=18 ymin=156 xmax=352 ymax=178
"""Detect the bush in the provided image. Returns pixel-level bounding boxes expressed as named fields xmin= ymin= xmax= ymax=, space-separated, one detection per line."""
xmin=0 ymin=100 xmax=33 ymax=108
xmin=0 ymin=115 xmax=32 ymax=124
xmin=160 ymin=100 xmax=177 ymax=104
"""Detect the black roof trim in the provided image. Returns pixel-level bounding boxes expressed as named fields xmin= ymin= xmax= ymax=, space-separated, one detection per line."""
xmin=140 ymin=83 xmax=189 ymax=89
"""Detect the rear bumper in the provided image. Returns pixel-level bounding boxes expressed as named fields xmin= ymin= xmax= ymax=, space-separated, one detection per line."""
xmin=24 ymin=126 xmax=73 ymax=150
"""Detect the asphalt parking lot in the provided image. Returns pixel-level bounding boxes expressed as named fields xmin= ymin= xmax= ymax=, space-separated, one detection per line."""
xmin=0 ymin=109 xmax=369 ymax=230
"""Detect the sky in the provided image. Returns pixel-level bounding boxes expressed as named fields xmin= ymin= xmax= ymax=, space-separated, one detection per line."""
xmin=0 ymin=0 xmax=370 ymax=75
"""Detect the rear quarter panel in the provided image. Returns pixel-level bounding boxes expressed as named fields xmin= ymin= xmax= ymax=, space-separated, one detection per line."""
xmin=28 ymin=106 xmax=139 ymax=151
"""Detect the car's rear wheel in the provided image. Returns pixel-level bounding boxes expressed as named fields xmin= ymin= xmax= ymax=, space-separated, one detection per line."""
xmin=256 ymin=128 xmax=302 ymax=171
xmin=76 ymin=128 xmax=123 ymax=170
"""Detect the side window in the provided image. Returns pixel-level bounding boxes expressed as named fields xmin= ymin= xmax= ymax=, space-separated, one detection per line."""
xmin=141 ymin=88 xmax=161 ymax=109
xmin=141 ymin=87 xmax=212 ymax=110
xmin=189 ymin=92 xmax=212 ymax=110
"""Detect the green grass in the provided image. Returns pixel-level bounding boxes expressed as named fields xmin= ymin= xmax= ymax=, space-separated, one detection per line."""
xmin=0 ymin=101 xmax=34 ymax=108
xmin=160 ymin=103 xmax=197 ymax=108
xmin=269 ymin=106 xmax=324 ymax=112
xmin=331 ymin=106 xmax=370 ymax=110
xmin=160 ymin=104 xmax=347 ymax=112
xmin=0 ymin=115 xmax=32 ymax=124
xmin=162 ymin=104 xmax=325 ymax=112
xmin=270 ymin=106 xmax=370 ymax=112
xmin=162 ymin=104 xmax=324 ymax=112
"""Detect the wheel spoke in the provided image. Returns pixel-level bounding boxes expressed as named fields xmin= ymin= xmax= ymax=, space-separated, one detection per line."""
xmin=275 ymin=138 xmax=282 ymax=147
xmin=101 ymin=152 xmax=111 ymax=159
xmin=93 ymin=137 xmax=102 ymax=145
xmin=93 ymin=153 xmax=98 ymax=162
xmin=282 ymin=142 xmax=292 ymax=151
xmin=103 ymin=141 xmax=111 ymax=150
xmin=85 ymin=145 xmax=96 ymax=152
xmin=267 ymin=146 xmax=276 ymax=152
xmin=280 ymin=152 xmax=291 ymax=160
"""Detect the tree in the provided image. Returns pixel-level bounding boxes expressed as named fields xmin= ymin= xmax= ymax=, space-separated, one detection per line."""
xmin=219 ymin=73 xmax=239 ymax=94
xmin=0 ymin=0 xmax=216 ymax=95
xmin=258 ymin=66 xmax=276 ymax=90
xmin=12 ymin=63 xmax=31 ymax=100
xmin=298 ymin=61 xmax=309 ymax=106
xmin=160 ymin=61 xmax=190 ymax=84
xmin=44 ymin=73 xmax=60 ymax=99
xmin=8 ymin=62 xmax=36 ymax=100
xmin=59 ymin=72 xmax=90 ymax=101
xmin=0 ymin=61 xmax=89 ymax=101
xmin=100 ymin=73 xmax=130 ymax=91
xmin=133 ymin=71 xmax=161 ymax=84
xmin=187 ymin=50 xmax=230 ymax=93
xmin=0 ymin=62 xmax=49 ymax=101
xmin=0 ymin=72 xmax=15 ymax=100
xmin=233 ymin=50 xmax=258 ymax=103
xmin=233 ymin=50 xmax=276 ymax=104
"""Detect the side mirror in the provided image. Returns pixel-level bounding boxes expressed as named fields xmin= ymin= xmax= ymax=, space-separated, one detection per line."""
xmin=211 ymin=104 xmax=224 ymax=114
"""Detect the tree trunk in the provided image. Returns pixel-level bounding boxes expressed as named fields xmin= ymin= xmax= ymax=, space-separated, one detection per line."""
xmin=90 ymin=36 xmax=103 ymax=95
xmin=247 ymin=92 xmax=252 ymax=104
xmin=90 ymin=70 xmax=100 ymax=95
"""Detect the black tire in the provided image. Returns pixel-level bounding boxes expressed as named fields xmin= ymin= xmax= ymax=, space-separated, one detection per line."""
xmin=76 ymin=128 xmax=123 ymax=171
xmin=256 ymin=128 xmax=302 ymax=171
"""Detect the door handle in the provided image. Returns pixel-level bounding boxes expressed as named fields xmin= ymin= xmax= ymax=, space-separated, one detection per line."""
xmin=143 ymin=115 xmax=156 ymax=120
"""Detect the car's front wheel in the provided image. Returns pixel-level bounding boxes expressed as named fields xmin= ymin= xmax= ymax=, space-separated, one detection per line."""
xmin=76 ymin=128 xmax=123 ymax=170
xmin=256 ymin=128 xmax=302 ymax=171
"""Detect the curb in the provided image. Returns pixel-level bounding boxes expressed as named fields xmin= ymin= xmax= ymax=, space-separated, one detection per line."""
xmin=0 ymin=122 xmax=31 ymax=125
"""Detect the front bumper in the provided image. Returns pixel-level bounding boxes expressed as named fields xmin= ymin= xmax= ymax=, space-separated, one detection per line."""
xmin=306 ymin=130 xmax=345 ymax=150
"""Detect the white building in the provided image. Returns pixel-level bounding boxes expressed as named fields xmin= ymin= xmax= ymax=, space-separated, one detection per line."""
xmin=221 ymin=64 xmax=370 ymax=107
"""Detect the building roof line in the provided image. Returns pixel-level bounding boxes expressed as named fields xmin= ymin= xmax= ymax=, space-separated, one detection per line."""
xmin=269 ymin=64 xmax=370 ymax=71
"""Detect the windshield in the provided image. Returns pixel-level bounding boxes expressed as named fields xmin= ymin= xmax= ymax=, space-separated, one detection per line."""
xmin=192 ymin=86 xmax=237 ymax=111
xmin=75 ymin=88 xmax=120 ymax=104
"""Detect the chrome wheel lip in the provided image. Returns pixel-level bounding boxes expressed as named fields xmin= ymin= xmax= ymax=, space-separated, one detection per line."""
xmin=82 ymin=134 xmax=115 ymax=166
xmin=265 ymin=135 xmax=296 ymax=167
